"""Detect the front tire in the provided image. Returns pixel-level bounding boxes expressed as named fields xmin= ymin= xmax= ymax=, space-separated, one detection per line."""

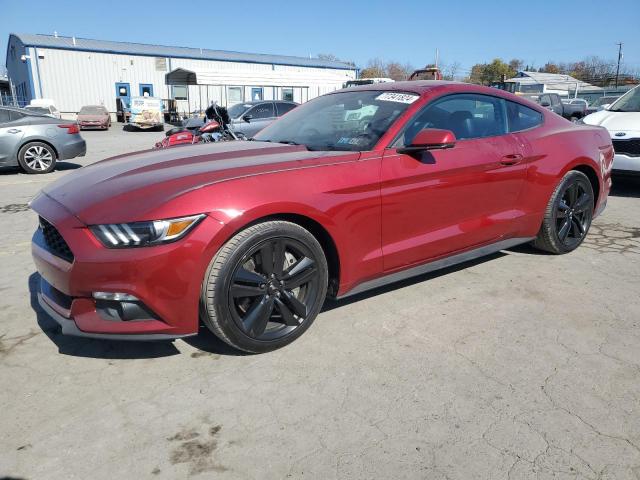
xmin=18 ymin=142 xmax=57 ymax=174
xmin=533 ymin=170 xmax=594 ymax=254
xmin=201 ymin=221 xmax=328 ymax=353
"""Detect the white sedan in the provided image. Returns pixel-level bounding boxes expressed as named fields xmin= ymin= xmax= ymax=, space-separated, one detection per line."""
xmin=582 ymin=85 xmax=640 ymax=174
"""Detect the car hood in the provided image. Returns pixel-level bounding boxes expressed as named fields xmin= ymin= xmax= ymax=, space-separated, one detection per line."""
xmin=41 ymin=141 xmax=356 ymax=224
xmin=582 ymin=110 xmax=640 ymax=135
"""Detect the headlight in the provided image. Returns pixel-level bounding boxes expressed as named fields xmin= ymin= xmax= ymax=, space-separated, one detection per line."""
xmin=90 ymin=214 xmax=205 ymax=248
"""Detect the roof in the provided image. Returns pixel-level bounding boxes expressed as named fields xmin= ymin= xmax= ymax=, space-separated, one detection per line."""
xmin=10 ymin=33 xmax=356 ymax=71
xmin=506 ymin=71 xmax=602 ymax=91
xmin=334 ymin=80 xmax=464 ymax=94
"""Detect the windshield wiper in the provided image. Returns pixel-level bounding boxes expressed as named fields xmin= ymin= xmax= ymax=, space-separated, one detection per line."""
xmin=276 ymin=140 xmax=303 ymax=146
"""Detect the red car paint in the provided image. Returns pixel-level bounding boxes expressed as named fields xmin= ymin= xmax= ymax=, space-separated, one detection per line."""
xmin=30 ymin=82 xmax=613 ymax=339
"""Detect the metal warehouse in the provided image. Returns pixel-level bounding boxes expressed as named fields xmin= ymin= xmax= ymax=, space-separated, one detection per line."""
xmin=5 ymin=33 xmax=357 ymax=115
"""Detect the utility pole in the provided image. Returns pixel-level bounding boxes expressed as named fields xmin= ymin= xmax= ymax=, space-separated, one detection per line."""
xmin=615 ymin=42 xmax=623 ymax=88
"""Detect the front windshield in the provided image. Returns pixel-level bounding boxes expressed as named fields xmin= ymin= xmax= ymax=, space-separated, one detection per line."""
xmin=254 ymin=90 xmax=418 ymax=151
xmin=593 ymin=97 xmax=617 ymax=107
xmin=609 ymin=87 xmax=640 ymax=112
xmin=228 ymin=103 xmax=253 ymax=119
xmin=26 ymin=106 xmax=49 ymax=114
xmin=79 ymin=106 xmax=105 ymax=115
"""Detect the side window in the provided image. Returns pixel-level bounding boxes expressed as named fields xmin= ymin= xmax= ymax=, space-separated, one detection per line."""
xmin=395 ymin=94 xmax=507 ymax=146
xmin=539 ymin=95 xmax=550 ymax=105
xmin=506 ymin=101 xmax=543 ymax=133
xmin=247 ymin=102 xmax=275 ymax=120
xmin=0 ymin=109 xmax=10 ymax=124
xmin=275 ymin=102 xmax=296 ymax=116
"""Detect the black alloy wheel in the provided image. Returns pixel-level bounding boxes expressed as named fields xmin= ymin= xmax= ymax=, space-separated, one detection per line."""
xmin=533 ymin=170 xmax=594 ymax=254
xmin=201 ymin=221 xmax=328 ymax=353
xmin=554 ymin=180 xmax=592 ymax=249
xmin=228 ymin=237 xmax=321 ymax=341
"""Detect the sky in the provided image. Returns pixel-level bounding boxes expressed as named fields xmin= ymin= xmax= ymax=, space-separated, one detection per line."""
xmin=2 ymin=0 xmax=639 ymax=77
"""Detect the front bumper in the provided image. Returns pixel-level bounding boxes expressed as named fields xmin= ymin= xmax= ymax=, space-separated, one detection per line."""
xmin=31 ymin=194 xmax=225 ymax=339
xmin=613 ymin=153 xmax=640 ymax=173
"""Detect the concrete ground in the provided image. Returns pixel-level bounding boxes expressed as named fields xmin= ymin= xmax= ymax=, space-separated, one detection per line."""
xmin=1 ymin=126 xmax=639 ymax=480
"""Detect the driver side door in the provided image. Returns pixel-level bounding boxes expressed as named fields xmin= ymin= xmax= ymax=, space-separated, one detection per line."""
xmin=380 ymin=93 xmax=528 ymax=271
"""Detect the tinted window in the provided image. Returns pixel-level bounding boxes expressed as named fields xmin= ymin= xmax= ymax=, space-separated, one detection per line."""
xmin=9 ymin=111 xmax=26 ymax=121
xmin=0 ymin=109 xmax=10 ymax=124
xmin=506 ymin=101 xmax=543 ymax=132
xmin=275 ymin=102 xmax=297 ymax=116
xmin=247 ymin=103 xmax=275 ymax=120
xmin=397 ymin=94 xmax=507 ymax=145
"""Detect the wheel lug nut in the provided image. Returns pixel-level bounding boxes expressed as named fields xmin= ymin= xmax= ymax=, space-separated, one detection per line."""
xmin=260 ymin=283 xmax=266 ymax=289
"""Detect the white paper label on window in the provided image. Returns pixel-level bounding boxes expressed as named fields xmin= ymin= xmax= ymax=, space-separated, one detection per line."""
xmin=375 ymin=92 xmax=419 ymax=104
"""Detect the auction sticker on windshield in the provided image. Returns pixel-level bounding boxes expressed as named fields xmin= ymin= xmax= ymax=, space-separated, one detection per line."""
xmin=375 ymin=92 xmax=419 ymax=104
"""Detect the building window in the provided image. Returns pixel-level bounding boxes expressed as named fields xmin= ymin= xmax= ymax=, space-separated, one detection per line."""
xmin=282 ymin=88 xmax=294 ymax=102
xmin=172 ymin=85 xmax=188 ymax=100
xmin=10 ymin=45 xmax=16 ymax=61
xmin=251 ymin=87 xmax=263 ymax=101
xmin=228 ymin=86 xmax=242 ymax=104
xmin=140 ymin=84 xmax=154 ymax=97
xmin=155 ymin=57 xmax=167 ymax=71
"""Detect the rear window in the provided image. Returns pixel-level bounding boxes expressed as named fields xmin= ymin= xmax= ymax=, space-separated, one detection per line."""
xmin=506 ymin=101 xmax=543 ymax=132
xmin=79 ymin=106 xmax=106 ymax=115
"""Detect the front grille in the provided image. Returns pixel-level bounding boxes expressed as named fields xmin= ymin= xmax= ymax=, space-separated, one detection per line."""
xmin=39 ymin=217 xmax=74 ymax=262
xmin=612 ymin=139 xmax=640 ymax=157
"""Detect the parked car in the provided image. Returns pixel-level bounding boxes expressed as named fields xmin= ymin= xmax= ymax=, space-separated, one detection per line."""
xmin=538 ymin=93 xmax=586 ymax=121
xmin=584 ymin=96 xmax=621 ymax=116
xmin=31 ymin=82 xmax=612 ymax=353
xmin=0 ymin=106 xmax=86 ymax=173
xmin=77 ymin=105 xmax=111 ymax=130
xmin=582 ymin=85 xmax=640 ymax=174
xmin=24 ymin=99 xmax=61 ymax=119
xmin=229 ymin=101 xmax=298 ymax=137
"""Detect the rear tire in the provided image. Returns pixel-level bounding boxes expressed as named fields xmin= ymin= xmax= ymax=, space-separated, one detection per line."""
xmin=533 ymin=170 xmax=594 ymax=254
xmin=17 ymin=142 xmax=57 ymax=174
xmin=201 ymin=221 xmax=328 ymax=353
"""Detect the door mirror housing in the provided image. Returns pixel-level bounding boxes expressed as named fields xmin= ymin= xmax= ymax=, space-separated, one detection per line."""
xmin=600 ymin=104 xmax=611 ymax=111
xmin=540 ymin=101 xmax=551 ymax=107
xmin=397 ymin=128 xmax=456 ymax=154
xmin=243 ymin=114 xmax=253 ymax=123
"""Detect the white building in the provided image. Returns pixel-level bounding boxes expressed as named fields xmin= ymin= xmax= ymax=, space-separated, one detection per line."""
xmin=5 ymin=33 xmax=357 ymax=114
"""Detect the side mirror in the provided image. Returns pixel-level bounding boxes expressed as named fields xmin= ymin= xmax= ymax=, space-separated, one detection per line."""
xmin=397 ymin=128 xmax=456 ymax=154
xmin=243 ymin=114 xmax=253 ymax=123
xmin=540 ymin=101 xmax=551 ymax=107
xmin=600 ymin=104 xmax=611 ymax=111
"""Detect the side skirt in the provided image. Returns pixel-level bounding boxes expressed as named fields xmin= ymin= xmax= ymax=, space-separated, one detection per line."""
xmin=337 ymin=237 xmax=534 ymax=299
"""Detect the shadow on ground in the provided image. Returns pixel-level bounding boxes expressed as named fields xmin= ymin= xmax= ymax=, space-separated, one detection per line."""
xmin=0 ymin=162 xmax=82 ymax=176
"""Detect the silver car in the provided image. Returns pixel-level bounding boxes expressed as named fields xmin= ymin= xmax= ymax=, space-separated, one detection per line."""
xmin=0 ymin=106 xmax=86 ymax=174
xmin=229 ymin=101 xmax=298 ymax=138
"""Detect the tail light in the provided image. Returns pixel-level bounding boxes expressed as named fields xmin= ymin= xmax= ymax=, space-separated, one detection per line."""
xmin=57 ymin=124 xmax=79 ymax=134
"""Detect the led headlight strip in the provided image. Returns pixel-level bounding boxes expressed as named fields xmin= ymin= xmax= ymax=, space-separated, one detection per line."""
xmin=90 ymin=214 xmax=205 ymax=248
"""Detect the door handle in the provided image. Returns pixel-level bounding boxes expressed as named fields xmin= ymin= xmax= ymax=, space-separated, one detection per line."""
xmin=500 ymin=154 xmax=523 ymax=166
xmin=8 ymin=129 xmax=22 ymax=134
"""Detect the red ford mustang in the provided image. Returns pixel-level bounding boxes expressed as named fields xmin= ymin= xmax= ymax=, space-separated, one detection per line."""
xmin=31 ymin=82 xmax=613 ymax=353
